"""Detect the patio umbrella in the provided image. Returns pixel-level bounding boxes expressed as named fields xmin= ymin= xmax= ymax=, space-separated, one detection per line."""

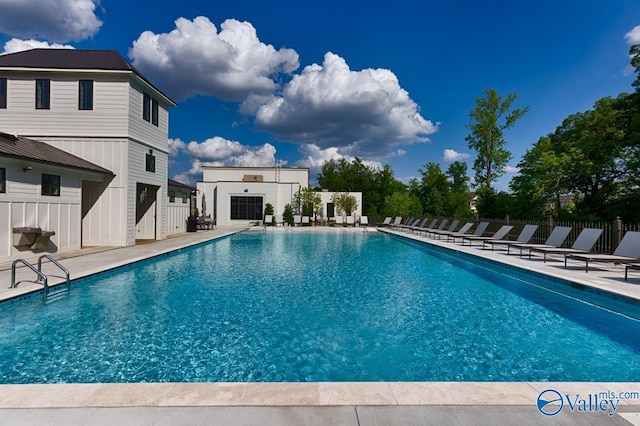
xmin=201 ymin=194 xmax=207 ymax=217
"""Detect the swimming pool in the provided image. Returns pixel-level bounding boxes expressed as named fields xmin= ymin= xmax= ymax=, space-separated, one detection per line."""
xmin=1 ymin=230 xmax=639 ymax=383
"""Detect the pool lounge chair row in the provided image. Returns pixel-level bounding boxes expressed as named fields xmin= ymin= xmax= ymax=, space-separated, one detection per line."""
xmin=263 ymin=215 xmax=368 ymax=227
xmin=380 ymin=216 xmax=640 ymax=277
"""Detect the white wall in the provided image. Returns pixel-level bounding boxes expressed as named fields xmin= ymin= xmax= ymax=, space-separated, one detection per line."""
xmin=0 ymin=72 xmax=130 ymax=137
xmin=0 ymin=69 xmax=173 ymax=248
xmin=317 ymin=191 xmax=363 ymax=219
xmin=167 ymin=187 xmax=191 ymax=235
xmin=0 ymin=159 xmax=106 ymax=263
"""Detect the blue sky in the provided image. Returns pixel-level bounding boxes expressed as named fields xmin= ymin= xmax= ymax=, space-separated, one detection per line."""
xmin=0 ymin=1 xmax=639 ymax=189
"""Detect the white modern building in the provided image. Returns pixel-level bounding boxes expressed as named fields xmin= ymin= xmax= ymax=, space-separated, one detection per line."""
xmin=196 ymin=166 xmax=362 ymax=226
xmin=0 ymin=49 xmax=176 ymax=263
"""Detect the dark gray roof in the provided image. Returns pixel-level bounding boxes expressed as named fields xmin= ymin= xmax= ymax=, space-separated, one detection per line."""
xmin=0 ymin=49 xmax=176 ymax=105
xmin=168 ymin=178 xmax=195 ymax=191
xmin=0 ymin=132 xmax=114 ymax=176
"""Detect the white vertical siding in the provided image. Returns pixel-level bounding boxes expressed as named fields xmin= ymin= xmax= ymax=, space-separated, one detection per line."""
xmin=0 ymin=161 xmax=87 ymax=263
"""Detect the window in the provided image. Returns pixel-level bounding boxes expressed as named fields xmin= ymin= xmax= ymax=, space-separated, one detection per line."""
xmin=145 ymin=153 xmax=155 ymax=173
xmin=142 ymin=92 xmax=151 ymax=122
xmin=0 ymin=168 xmax=5 ymax=193
xmin=142 ymin=92 xmax=159 ymax=127
xmin=0 ymin=78 xmax=6 ymax=109
xmin=41 ymin=174 xmax=60 ymax=196
xmin=151 ymin=98 xmax=159 ymax=126
xmin=169 ymin=190 xmax=175 ymax=203
xmin=182 ymin=192 xmax=188 ymax=203
xmin=230 ymin=196 xmax=263 ymax=220
xmin=36 ymin=79 xmax=50 ymax=109
xmin=79 ymin=80 xmax=93 ymax=110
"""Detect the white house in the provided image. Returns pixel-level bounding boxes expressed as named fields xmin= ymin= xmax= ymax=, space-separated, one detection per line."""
xmin=0 ymin=132 xmax=114 ymax=262
xmin=167 ymin=178 xmax=195 ymax=236
xmin=196 ymin=166 xmax=362 ymax=226
xmin=0 ymin=48 xmax=176 ymax=259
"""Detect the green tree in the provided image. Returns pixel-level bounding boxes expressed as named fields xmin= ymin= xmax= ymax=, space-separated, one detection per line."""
xmin=294 ymin=187 xmax=322 ymax=218
xmin=445 ymin=161 xmax=473 ymax=218
xmin=331 ymin=192 xmax=359 ymax=216
xmin=417 ymin=162 xmax=448 ymax=216
xmin=283 ymin=203 xmax=294 ymax=226
xmin=383 ymin=191 xmax=421 ymax=217
xmin=318 ymin=158 xmax=405 ymax=216
xmin=466 ymin=89 xmax=528 ymax=189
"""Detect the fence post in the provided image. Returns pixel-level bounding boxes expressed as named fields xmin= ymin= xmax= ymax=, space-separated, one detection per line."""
xmin=547 ymin=216 xmax=554 ymax=236
xmin=505 ymin=214 xmax=510 ymax=225
xmin=613 ymin=216 xmax=623 ymax=250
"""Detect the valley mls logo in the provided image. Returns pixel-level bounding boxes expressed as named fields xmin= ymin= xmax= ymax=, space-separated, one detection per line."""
xmin=537 ymin=389 xmax=564 ymax=416
xmin=536 ymin=389 xmax=621 ymax=417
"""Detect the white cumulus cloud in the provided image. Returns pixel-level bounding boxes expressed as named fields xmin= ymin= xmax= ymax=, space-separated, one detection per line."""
xmin=129 ymin=17 xmax=300 ymax=102
xmin=505 ymin=165 xmax=520 ymax=173
xmin=170 ymin=136 xmax=285 ymax=185
xmin=625 ymin=25 xmax=640 ymax=45
xmin=443 ymin=149 xmax=470 ymax=162
xmin=295 ymin=144 xmax=382 ymax=177
xmin=1 ymin=38 xmax=75 ymax=55
xmin=253 ymin=52 xmax=437 ymax=159
xmin=0 ymin=0 xmax=102 ymax=43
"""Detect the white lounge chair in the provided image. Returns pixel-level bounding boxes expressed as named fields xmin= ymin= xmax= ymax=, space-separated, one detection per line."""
xmin=360 ymin=216 xmax=369 ymax=227
xmin=275 ymin=215 xmax=284 ymax=226
xmin=302 ymin=216 xmax=310 ymax=225
xmin=565 ymin=231 xmax=640 ymax=272
xmin=264 ymin=214 xmax=273 ymax=226
xmin=346 ymin=216 xmax=355 ymax=226
xmin=293 ymin=215 xmax=302 ymax=226
xmin=427 ymin=220 xmax=459 ymax=238
xmin=529 ymin=228 xmax=603 ymax=262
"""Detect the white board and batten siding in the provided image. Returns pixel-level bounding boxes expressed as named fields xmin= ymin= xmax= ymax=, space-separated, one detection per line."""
xmin=0 ymin=159 xmax=91 ymax=263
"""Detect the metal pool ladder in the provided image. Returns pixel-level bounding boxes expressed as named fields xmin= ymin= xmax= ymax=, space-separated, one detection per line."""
xmin=10 ymin=255 xmax=70 ymax=300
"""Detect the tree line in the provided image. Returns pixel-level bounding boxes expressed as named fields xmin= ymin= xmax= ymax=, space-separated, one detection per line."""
xmin=317 ymin=44 xmax=640 ymax=223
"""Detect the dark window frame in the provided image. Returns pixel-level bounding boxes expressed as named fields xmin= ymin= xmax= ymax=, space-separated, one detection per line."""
xmin=169 ymin=190 xmax=175 ymax=203
xmin=0 ymin=167 xmax=5 ymax=193
xmin=41 ymin=173 xmax=60 ymax=196
xmin=151 ymin=98 xmax=159 ymax=126
xmin=0 ymin=78 xmax=6 ymax=109
xmin=145 ymin=153 xmax=155 ymax=173
xmin=78 ymin=79 xmax=93 ymax=110
xmin=230 ymin=196 xmax=263 ymax=220
xmin=182 ymin=192 xmax=188 ymax=204
xmin=36 ymin=79 xmax=50 ymax=110
xmin=142 ymin=92 xmax=151 ymax=122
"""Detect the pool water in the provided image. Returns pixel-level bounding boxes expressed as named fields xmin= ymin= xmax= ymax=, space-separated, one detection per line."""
xmin=1 ymin=230 xmax=639 ymax=383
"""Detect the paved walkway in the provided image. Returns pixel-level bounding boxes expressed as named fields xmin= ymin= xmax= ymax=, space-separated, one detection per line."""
xmin=1 ymin=226 xmax=639 ymax=425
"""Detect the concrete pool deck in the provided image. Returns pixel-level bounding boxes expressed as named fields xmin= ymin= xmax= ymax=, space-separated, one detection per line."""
xmin=1 ymin=225 xmax=639 ymax=425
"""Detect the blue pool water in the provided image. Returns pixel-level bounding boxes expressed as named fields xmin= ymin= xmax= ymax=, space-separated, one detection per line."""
xmin=1 ymin=230 xmax=639 ymax=383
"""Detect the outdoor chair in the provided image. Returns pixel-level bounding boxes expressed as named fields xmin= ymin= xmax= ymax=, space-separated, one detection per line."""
xmin=447 ymin=222 xmax=489 ymax=243
xmin=565 ymin=231 xmax=640 ymax=273
xmin=506 ymin=226 xmax=572 ymax=257
xmin=461 ymin=225 xmax=514 ymax=246
xmin=432 ymin=221 xmax=472 ymax=239
xmin=483 ymin=224 xmax=538 ymax=251
xmin=528 ymin=228 xmax=603 ymax=262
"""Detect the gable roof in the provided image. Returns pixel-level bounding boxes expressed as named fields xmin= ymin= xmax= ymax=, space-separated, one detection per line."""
xmin=0 ymin=132 xmax=114 ymax=176
xmin=168 ymin=178 xmax=195 ymax=191
xmin=0 ymin=49 xmax=176 ymax=106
